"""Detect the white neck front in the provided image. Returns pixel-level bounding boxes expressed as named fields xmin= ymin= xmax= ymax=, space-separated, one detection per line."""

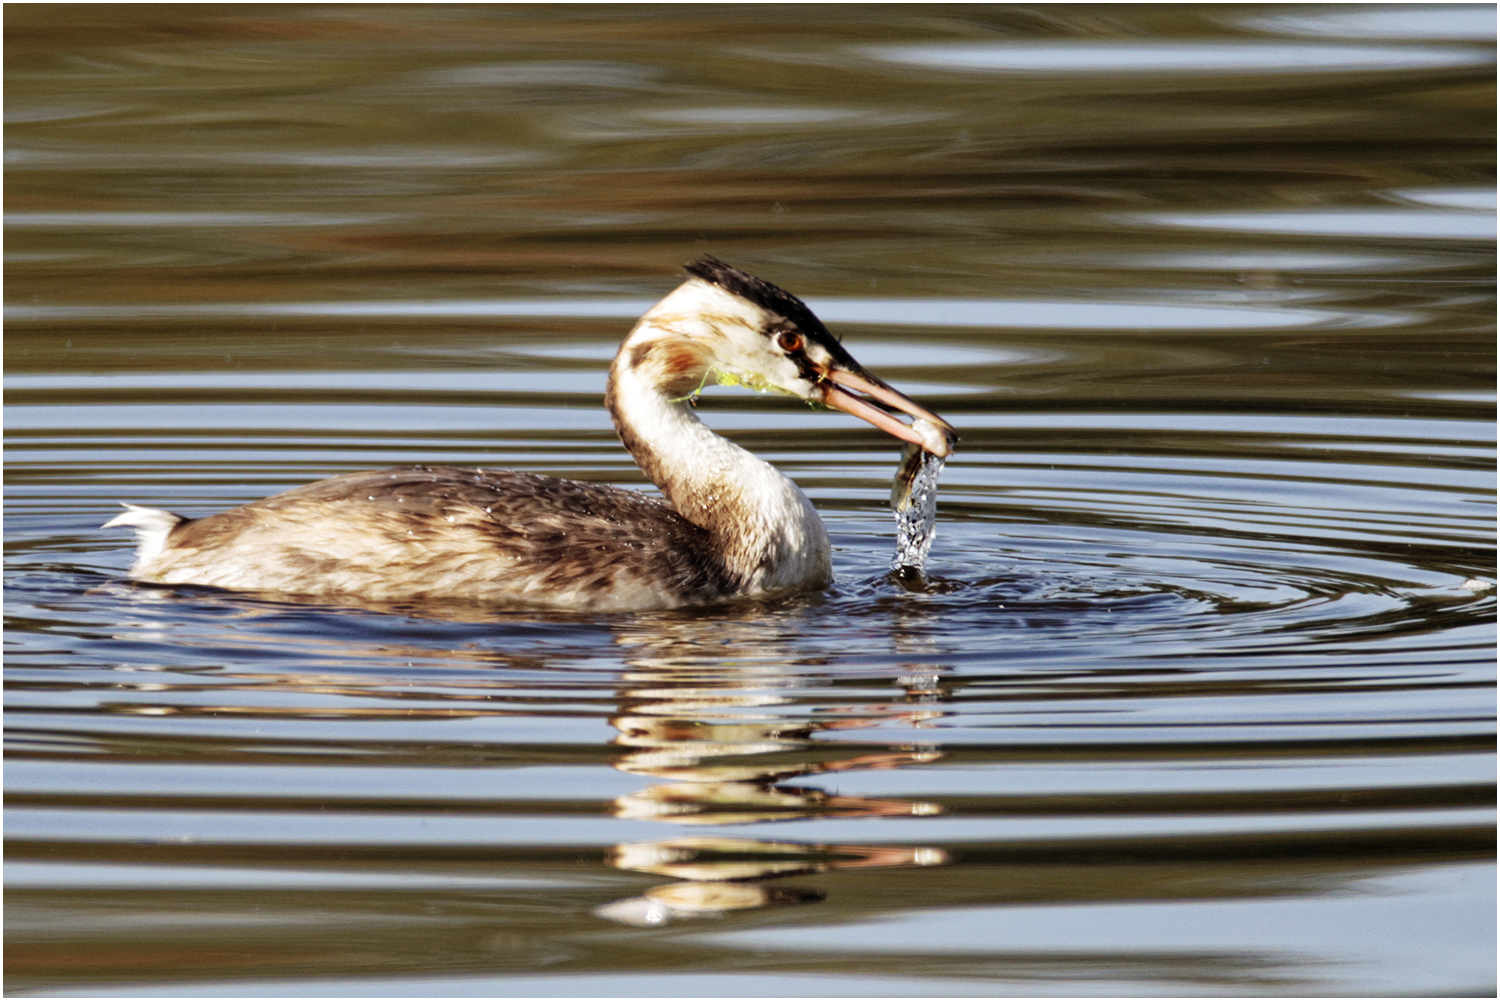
xmin=605 ymin=329 xmax=831 ymax=595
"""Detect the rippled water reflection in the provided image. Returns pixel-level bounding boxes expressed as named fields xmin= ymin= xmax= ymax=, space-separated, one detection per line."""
xmin=5 ymin=4 xmax=1495 ymax=997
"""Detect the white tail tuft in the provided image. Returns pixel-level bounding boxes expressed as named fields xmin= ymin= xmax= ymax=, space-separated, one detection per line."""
xmin=102 ymin=503 xmax=184 ymax=571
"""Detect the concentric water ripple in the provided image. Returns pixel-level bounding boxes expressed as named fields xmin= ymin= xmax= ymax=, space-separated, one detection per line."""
xmin=6 ymin=4 xmax=1494 ymax=996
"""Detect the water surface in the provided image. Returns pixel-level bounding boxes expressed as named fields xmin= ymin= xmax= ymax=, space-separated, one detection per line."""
xmin=5 ymin=4 xmax=1495 ymax=997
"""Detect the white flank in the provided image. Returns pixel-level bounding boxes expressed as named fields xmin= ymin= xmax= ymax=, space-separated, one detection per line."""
xmin=101 ymin=503 xmax=183 ymax=573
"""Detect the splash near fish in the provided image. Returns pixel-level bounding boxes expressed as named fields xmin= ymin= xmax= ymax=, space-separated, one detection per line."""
xmin=890 ymin=417 xmax=954 ymax=573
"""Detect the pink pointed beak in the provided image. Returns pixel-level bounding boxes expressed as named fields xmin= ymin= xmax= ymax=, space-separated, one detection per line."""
xmin=821 ymin=367 xmax=956 ymax=457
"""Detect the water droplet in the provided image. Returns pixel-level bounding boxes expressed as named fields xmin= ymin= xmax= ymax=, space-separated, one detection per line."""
xmin=891 ymin=441 xmax=946 ymax=572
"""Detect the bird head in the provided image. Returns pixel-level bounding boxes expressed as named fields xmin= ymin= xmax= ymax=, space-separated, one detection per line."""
xmin=621 ymin=257 xmax=956 ymax=457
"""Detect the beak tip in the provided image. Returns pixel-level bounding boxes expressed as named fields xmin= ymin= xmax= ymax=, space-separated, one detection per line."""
xmin=917 ymin=421 xmax=957 ymax=458
xmin=822 ymin=367 xmax=955 ymax=457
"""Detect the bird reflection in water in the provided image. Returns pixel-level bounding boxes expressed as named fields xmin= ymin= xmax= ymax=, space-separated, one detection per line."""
xmin=594 ymin=613 xmax=952 ymax=926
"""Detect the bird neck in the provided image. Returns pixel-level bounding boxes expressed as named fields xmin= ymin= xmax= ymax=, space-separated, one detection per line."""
xmin=605 ymin=348 xmax=831 ymax=594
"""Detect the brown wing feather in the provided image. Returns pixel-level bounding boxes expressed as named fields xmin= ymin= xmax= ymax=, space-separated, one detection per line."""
xmin=150 ymin=466 xmax=739 ymax=607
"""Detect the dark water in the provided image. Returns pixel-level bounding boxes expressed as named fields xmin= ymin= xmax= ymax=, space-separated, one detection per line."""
xmin=5 ymin=4 xmax=1496 ymax=997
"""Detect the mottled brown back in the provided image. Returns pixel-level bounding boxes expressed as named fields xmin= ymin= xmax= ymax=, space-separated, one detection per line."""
xmin=155 ymin=466 xmax=740 ymax=606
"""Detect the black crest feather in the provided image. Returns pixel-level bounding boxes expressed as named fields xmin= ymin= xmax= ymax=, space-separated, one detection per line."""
xmin=682 ymin=256 xmax=839 ymax=345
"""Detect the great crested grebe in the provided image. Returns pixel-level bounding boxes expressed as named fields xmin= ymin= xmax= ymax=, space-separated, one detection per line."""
xmin=104 ymin=258 xmax=955 ymax=611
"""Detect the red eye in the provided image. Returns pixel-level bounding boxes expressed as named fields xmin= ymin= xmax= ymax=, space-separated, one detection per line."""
xmin=776 ymin=330 xmax=803 ymax=353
